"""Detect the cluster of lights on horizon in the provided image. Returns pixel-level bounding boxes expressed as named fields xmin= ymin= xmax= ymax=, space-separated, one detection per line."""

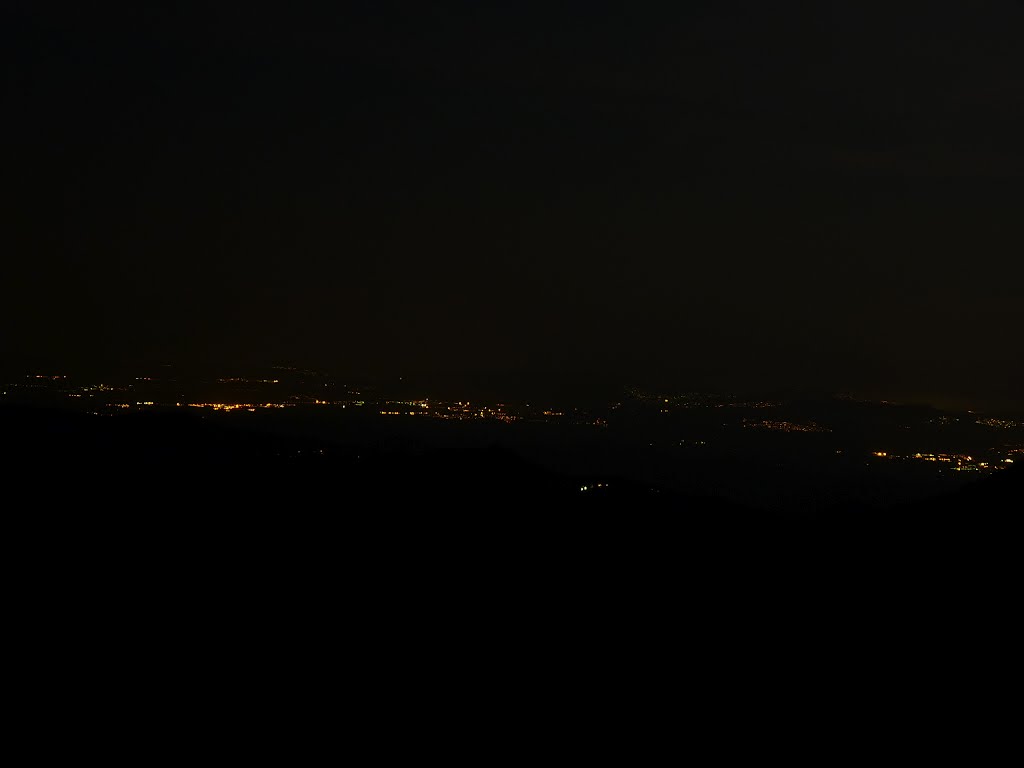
xmin=743 ymin=419 xmax=831 ymax=433
xmin=871 ymin=451 xmax=1014 ymax=472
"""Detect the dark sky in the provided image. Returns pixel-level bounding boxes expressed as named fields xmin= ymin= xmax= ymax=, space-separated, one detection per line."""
xmin=4 ymin=2 xmax=1023 ymax=408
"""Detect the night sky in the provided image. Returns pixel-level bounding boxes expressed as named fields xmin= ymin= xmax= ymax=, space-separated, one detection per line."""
xmin=4 ymin=2 xmax=1022 ymax=409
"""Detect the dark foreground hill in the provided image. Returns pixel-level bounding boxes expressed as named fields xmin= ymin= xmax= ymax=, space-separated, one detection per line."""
xmin=4 ymin=404 xmax=1017 ymax=755
xmin=4 ymin=402 xmax=1020 ymax=592
xmin=3 ymin=402 xmax=1020 ymax=545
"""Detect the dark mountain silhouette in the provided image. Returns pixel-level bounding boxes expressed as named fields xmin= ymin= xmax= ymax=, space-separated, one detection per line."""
xmin=5 ymin=403 xmax=1014 ymax=751
xmin=5 ymin=403 xmax=1018 ymax=557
